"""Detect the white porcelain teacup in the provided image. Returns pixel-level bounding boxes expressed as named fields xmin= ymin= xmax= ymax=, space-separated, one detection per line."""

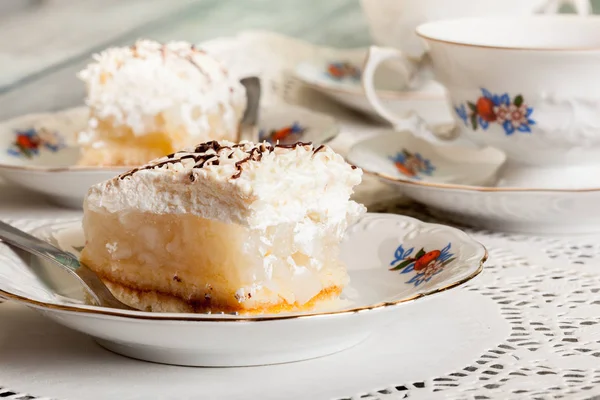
xmin=360 ymin=0 xmax=591 ymax=89
xmin=361 ymin=0 xmax=590 ymax=58
xmin=364 ymin=16 xmax=600 ymax=189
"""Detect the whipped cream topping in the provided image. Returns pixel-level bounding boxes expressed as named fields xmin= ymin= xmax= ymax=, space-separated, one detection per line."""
xmin=86 ymin=140 xmax=365 ymax=230
xmin=78 ymin=39 xmax=246 ymax=142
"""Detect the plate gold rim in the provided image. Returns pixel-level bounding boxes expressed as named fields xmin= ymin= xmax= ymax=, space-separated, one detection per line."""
xmin=0 ymin=215 xmax=487 ymax=323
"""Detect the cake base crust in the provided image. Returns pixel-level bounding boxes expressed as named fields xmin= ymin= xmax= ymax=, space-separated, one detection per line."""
xmin=103 ymin=279 xmax=343 ymax=315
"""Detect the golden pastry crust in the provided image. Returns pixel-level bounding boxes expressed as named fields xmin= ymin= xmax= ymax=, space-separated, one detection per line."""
xmin=102 ymin=279 xmax=343 ymax=315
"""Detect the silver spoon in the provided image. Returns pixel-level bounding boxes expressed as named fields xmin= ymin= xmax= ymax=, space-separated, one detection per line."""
xmin=238 ymin=76 xmax=261 ymax=143
xmin=0 ymin=220 xmax=134 ymax=310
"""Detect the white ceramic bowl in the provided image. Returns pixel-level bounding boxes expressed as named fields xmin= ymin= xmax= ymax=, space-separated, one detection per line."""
xmin=0 ymin=215 xmax=485 ymax=366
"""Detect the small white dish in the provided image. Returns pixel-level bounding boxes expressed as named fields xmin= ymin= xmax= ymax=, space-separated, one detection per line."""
xmin=0 ymin=214 xmax=485 ymax=367
xmin=349 ymin=130 xmax=505 ymax=186
xmin=294 ymin=53 xmax=454 ymax=127
xmin=348 ymin=130 xmax=600 ymax=234
xmin=0 ymin=104 xmax=339 ymax=209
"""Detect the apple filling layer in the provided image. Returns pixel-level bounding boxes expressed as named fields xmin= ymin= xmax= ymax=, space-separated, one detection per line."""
xmin=81 ymin=210 xmax=347 ymax=313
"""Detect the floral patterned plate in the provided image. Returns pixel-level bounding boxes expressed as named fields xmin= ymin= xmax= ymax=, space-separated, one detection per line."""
xmin=294 ymin=51 xmax=454 ymax=127
xmin=0 ymin=214 xmax=485 ymax=366
xmin=0 ymin=104 xmax=339 ymax=209
xmin=348 ymin=128 xmax=600 ymax=234
xmin=347 ymin=129 xmax=505 ymax=186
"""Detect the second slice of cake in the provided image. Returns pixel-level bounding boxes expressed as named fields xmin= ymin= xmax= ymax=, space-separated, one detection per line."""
xmin=81 ymin=140 xmax=365 ymax=314
xmin=77 ymin=39 xmax=246 ymax=167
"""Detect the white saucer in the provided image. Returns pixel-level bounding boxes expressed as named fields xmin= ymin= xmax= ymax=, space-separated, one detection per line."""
xmin=0 ymin=104 xmax=339 ymax=209
xmin=0 ymin=214 xmax=485 ymax=367
xmin=348 ymin=130 xmax=600 ymax=234
xmin=294 ymin=53 xmax=454 ymax=127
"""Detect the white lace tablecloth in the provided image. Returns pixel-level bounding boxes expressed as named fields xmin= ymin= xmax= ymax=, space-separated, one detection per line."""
xmin=2 ymin=31 xmax=600 ymax=400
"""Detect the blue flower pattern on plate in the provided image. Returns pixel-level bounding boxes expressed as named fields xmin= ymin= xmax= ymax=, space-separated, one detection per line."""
xmin=389 ymin=242 xmax=456 ymax=287
xmin=258 ymin=122 xmax=305 ymax=144
xmin=7 ymin=128 xmax=66 ymax=159
xmin=325 ymin=62 xmax=361 ymax=81
xmin=389 ymin=150 xmax=435 ymax=179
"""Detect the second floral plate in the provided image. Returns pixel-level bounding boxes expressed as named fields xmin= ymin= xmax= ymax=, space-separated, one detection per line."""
xmin=0 ymin=104 xmax=339 ymax=209
xmin=294 ymin=52 xmax=454 ymax=127
xmin=348 ymin=129 xmax=600 ymax=234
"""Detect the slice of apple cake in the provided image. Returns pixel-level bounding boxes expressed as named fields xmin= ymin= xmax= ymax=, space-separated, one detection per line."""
xmin=81 ymin=140 xmax=365 ymax=314
xmin=76 ymin=39 xmax=246 ymax=167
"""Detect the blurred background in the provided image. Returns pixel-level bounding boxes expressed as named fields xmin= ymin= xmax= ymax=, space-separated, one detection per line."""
xmin=1 ymin=0 xmax=599 ymax=120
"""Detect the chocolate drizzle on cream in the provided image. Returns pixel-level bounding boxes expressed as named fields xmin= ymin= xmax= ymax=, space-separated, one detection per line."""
xmin=312 ymin=144 xmax=326 ymax=157
xmin=118 ymin=141 xmax=326 ymax=181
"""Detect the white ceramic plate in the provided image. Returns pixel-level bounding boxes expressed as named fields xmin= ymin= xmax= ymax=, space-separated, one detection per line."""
xmin=0 ymin=105 xmax=339 ymax=209
xmin=294 ymin=53 xmax=454 ymax=127
xmin=349 ymin=130 xmax=505 ymax=186
xmin=348 ymin=130 xmax=600 ymax=234
xmin=0 ymin=108 xmax=126 ymax=209
xmin=0 ymin=214 xmax=485 ymax=366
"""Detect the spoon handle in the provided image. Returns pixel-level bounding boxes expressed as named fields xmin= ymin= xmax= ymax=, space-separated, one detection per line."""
xmin=0 ymin=220 xmax=80 ymax=271
xmin=0 ymin=220 xmax=134 ymax=310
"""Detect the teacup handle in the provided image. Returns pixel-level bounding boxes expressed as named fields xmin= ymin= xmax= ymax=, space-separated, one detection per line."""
xmin=362 ymin=45 xmax=455 ymax=143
